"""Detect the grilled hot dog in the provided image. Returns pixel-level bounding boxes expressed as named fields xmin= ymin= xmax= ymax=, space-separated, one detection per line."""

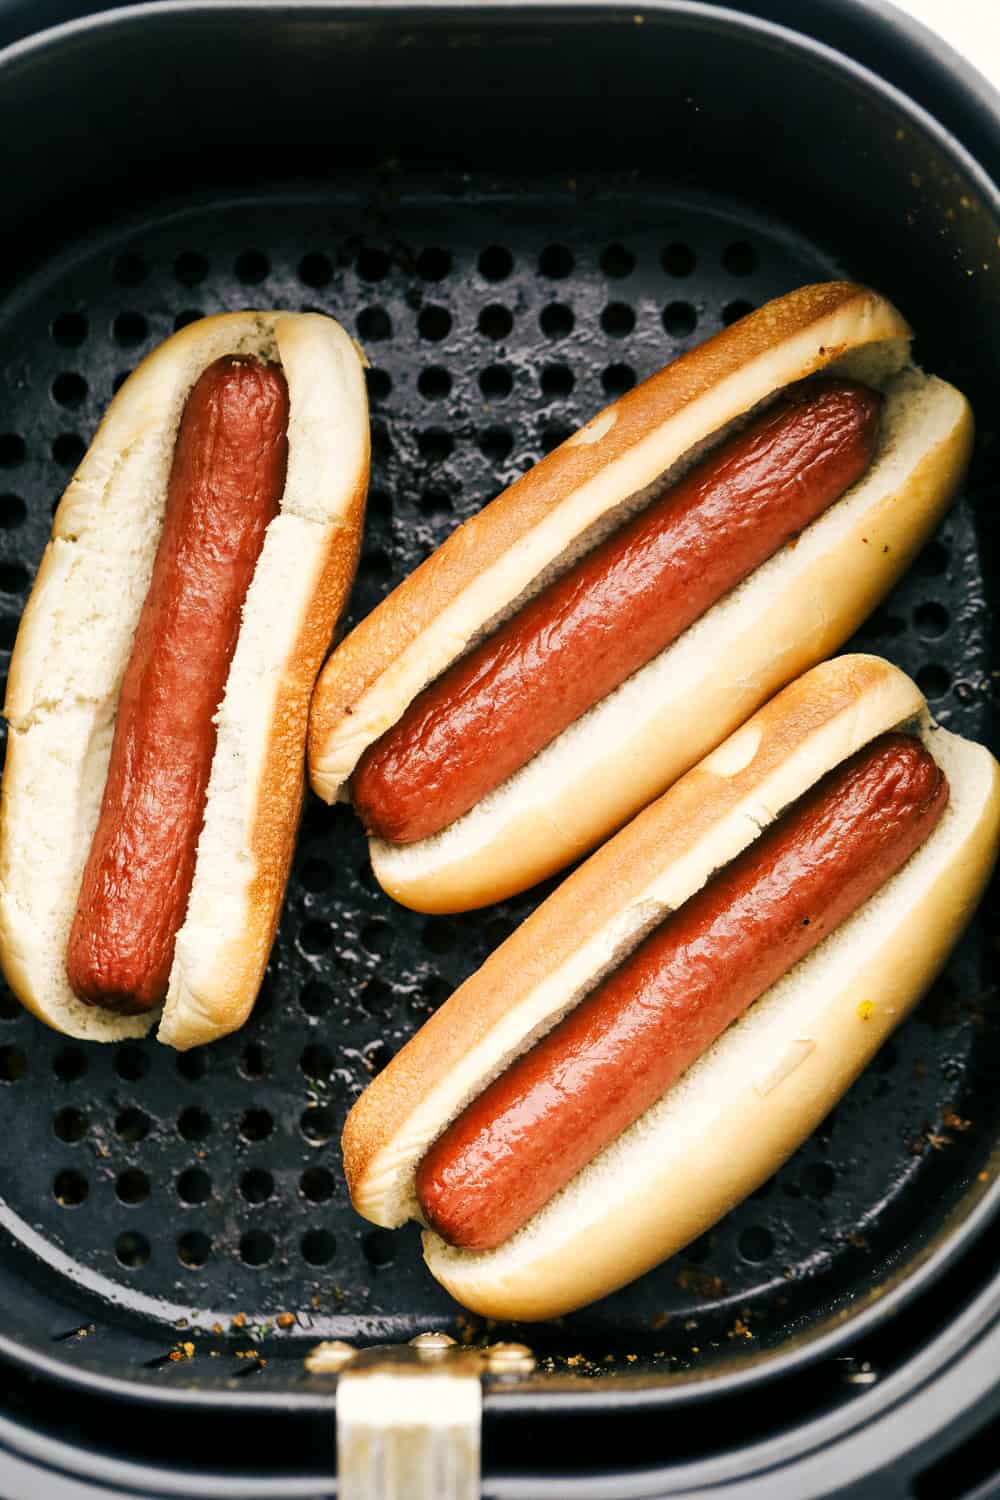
xmin=66 ymin=357 xmax=289 ymax=1014
xmin=417 ymin=733 xmax=947 ymax=1250
xmin=309 ymin=283 xmax=973 ymax=915
xmin=354 ymin=380 xmax=882 ymax=846
xmin=0 ymin=312 xmax=370 ymax=1046
xmin=342 ymin=657 xmax=1000 ymax=1320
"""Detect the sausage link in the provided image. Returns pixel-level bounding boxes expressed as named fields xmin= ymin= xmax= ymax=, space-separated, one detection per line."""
xmin=66 ymin=356 xmax=289 ymax=1013
xmin=353 ymin=379 xmax=882 ymax=844
xmin=416 ymin=733 xmax=947 ymax=1249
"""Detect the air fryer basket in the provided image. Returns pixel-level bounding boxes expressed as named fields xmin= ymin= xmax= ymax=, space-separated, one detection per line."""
xmin=0 ymin=3 xmax=998 ymax=1497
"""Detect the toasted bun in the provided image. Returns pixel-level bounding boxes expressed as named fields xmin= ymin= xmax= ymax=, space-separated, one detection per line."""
xmin=308 ymin=283 xmax=972 ymax=913
xmin=0 ymin=312 xmax=369 ymax=1046
xmin=342 ymin=656 xmax=1000 ymax=1319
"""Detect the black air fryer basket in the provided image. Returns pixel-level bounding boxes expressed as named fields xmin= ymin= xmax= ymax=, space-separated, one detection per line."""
xmin=0 ymin=2 xmax=998 ymax=1496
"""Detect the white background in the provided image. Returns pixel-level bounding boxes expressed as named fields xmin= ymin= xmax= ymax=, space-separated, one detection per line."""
xmin=889 ymin=0 xmax=1000 ymax=89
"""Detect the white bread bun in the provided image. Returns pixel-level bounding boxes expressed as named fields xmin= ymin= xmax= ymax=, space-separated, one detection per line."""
xmin=307 ymin=283 xmax=972 ymax=913
xmin=342 ymin=655 xmax=1000 ymax=1320
xmin=0 ymin=312 xmax=369 ymax=1047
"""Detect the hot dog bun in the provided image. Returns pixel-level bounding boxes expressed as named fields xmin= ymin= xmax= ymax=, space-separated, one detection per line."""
xmin=308 ymin=283 xmax=972 ymax=913
xmin=0 ymin=312 xmax=369 ymax=1047
xmin=342 ymin=655 xmax=1000 ymax=1320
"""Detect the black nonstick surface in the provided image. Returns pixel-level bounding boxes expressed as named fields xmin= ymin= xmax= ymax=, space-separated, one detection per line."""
xmin=0 ymin=180 xmax=996 ymax=1392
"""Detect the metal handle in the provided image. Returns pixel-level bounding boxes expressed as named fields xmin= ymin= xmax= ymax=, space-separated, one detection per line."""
xmin=307 ymin=1333 xmax=536 ymax=1500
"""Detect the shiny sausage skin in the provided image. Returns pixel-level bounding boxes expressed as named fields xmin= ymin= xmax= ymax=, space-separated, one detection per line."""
xmin=353 ymin=379 xmax=882 ymax=845
xmin=416 ymin=733 xmax=947 ymax=1250
xmin=66 ymin=356 xmax=289 ymax=1013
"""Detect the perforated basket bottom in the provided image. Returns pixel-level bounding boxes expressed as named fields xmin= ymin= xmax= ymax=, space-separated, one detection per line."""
xmin=0 ymin=182 xmax=995 ymax=1384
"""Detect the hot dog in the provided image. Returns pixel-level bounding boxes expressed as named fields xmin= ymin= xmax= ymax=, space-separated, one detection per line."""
xmin=342 ymin=657 xmax=1000 ymax=1320
xmin=309 ymin=283 xmax=973 ymax=913
xmin=0 ymin=312 xmax=369 ymax=1047
xmin=353 ymin=379 xmax=882 ymax=846
xmin=67 ymin=356 xmax=289 ymax=1014
xmin=416 ymin=733 xmax=947 ymax=1251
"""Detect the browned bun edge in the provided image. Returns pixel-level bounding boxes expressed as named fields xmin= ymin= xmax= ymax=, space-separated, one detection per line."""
xmin=0 ymin=312 xmax=369 ymax=1045
xmin=342 ymin=656 xmax=1000 ymax=1317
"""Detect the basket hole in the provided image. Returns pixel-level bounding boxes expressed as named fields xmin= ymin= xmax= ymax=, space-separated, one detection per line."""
xmin=302 ymin=1229 xmax=337 ymax=1266
xmin=116 ymin=1231 xmax=150 ymax=1268
xmin=360 ymin=976 xmax=392 ymax=1013
xmin=0 ymin=494 xmax=26 ymax=528
xmin=915 ymin=540 xmax=949 ymax=577
xmin=916 ymin=664 xmax=950 ymax=700
xmin=722 ymin=300 xmax=755 ymax=327
xmin=663 ymin=301 xmax=697 ymax=338
xmin=418 ymin=488 xmax=453 ymax=518
xmin=53 ymin=1046 xmax=86 ymax=1081
xmin=115 ymin=1107 xmax=150 ymax=1142
xmin=416 ymin=247 xmax=452 ymax=281
xmin=177 ymin=1231 xmax=211 ymax=1268
xmin=539 ymin=244 xmax=574 ymax=279
xmin=357 ymin=306 xmax=392 ymax=342
xmin=418 ymin=306 xmax=452 ymax=342
xmin=661 ymin=243 xmax=695 ymax=277
xmin=601 ymin=243 xmax=636 ymax=279
xmin=298 ymin=251 xmax=332 ymax=288
xmin=367 ymin=488 xmax=392 ymax=524
xmin=300 ymin=1166 xmax=335 ymax=1202
xmin=235 ymin=250 xmax=269 ymax=284
xmin=478 ymin=426 xmax=513 ymax=463
xmin=683 ymin=1233 xmax=713 ymax=1264
xmin=801 ymin=1162 xmax=836 ymax=1199
xmin=601 ymin=302 xmax=635 ymax=337
xmin=177 ymin=1168 xmax=211 ymax=1205
xmin=0 ymin=562 xmax=29 ymax=594
xmin=176 ymin=1049 xmax=207 ymax=1081
xmin=421 ymin=917 xmax=456 ymax=953
xmin=177 ymin=1106 xmax=211 ymax=1142
xmin=915 ymin=602 xmax=950 ymax=637
xmin=240 ymin=1231 xmax=274 ymax=1267
xmin=479 ymin=245 xmax=513 ymax=281
xmin=174 ymin=250 xmax=208 ymax=286
xmin=0 ymin=434 xmax=25 ymax=468
xmin=113 ymin=312 xmax=148 ymax=348
xmin=239 ymin=1043 xmax=268 ymax=1080
xmin=479 ymin=364 xmax=512 ymax=400
xmin=479 ymin=304 xmax=513 ymax=341
xmin=357 ymin=247 xmax=390 ymax=282
xmin=418 ymin=366 xmax=452 ymax=399
xmin=52 ymin=433 xmax=87 ymax=468
xmin=52 ymin=372 xmax=88 ymax=408
xmin=240 ymin=1108 xmax=273 ymax=1142
xmin=301 ymin=1105 xmax=336 ymax=1144
xmin=299 ymin=919 xmax=334 ymax=955
xmin=421 ymin=975 xmax=452 ymax=1010
xmin=540 ymin=303 xmax=574 ymax=339
xmin=112 ymin=252 xmax=148 ymax=286
xmin=418 ymin=428 xmax=453 ymax=464
xmin=173 ymin=310 xmax=203 ymax=332
xmin=542 ymin=422 xmax=574 ymax=455
xmin=363 ymin=1229 xmax=396 ymax=1268
xmin=540 ymin=363 xmax=574 ymax=398
xmin=54 ymin=1169 xmax=88 ymax=1206
xmin=240 ymin=1168 xmax=274 ymax=1204
xmin=300 ymin=981 xmax=334 ymax=1017
xmin=738 ymin=1226 xmax=774 ymax=1262
xmin=52 ymin=312 xmax=88 ymax=347
xmin=117 ymin=1168 xmax=150 ymax=1205
xmin=723 ymin=241 xmax=757 ymax=276
xmin=300 ymin=1043 xmax=334 ymax=1081
xmin=54 ymin=1107 xmax=88 ymax=1143
xmin=366 ymin=368 xmax=392 ymax=403
xmin=115 ymin=1045 xmax=150 ymax=1082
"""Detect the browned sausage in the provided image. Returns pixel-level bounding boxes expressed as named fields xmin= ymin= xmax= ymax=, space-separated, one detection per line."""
xmin=416 ymin=733 xmax=947 ymax=1250
xmin=66 ymin=356 xmax=289 ymax=1013
xmin=353 ymin=379 xmax=882 ymax=845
